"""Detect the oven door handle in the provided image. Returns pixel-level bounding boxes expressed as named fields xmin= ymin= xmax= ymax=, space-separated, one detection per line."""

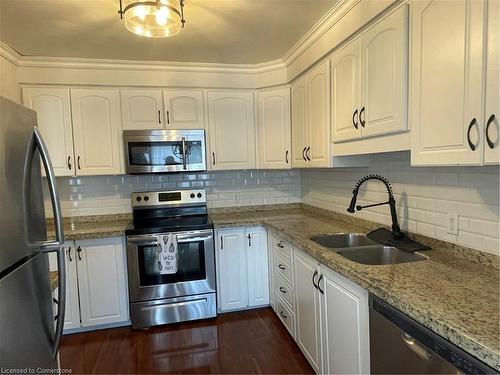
xmin=127 ymin=231 xmax=213 ymax=245
xmin=177 ymin=234 xmax=213 ymax=242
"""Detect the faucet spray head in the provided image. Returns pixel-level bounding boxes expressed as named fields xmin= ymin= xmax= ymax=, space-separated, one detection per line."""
xmin=347 ymin=190 xmax=358 ymax=213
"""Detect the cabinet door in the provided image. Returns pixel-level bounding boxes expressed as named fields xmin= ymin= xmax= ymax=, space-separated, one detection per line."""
xmin=320 ymin=265 xmax=370 ymax=375
xmin=22 ymin=87 xmax=74 ymax=176
xmin=484 ymin=0 xmax=500 ymax=165
xmin=207 ymin=91 xmax=256 ymax=170
xmin=291 ymin=75 xmax=308 ymax=168
xmin=163 ymin=90 xmax=205 ymax=129
xmin=331 ymin=39 xmax=362 ymax=143
xmin=257 ymin=88 xmax=291 ymax=169
xmin=63 ymin=244 xmax=81 ymax=331
xmin=361 ymin=5 xmax=408 ymax=138
xmin=216 ymin=228 xmax=248 ymax=311
xmin=120 ymin=89 xmax=163 ymax=130
xmin=411 ymin=0 xmax=485 ymax=165
xmin=246 ymin=227 xmax=269 ymax=307
xmin=76 ymin=237 xmax=129 ymax=327
xmin=307 ymin=61 xmax=330 ymax=168
xmin=293 ymin=249 xmax=322 ymax=373
xmin=71 ymin=88 xmax=123 ymax=175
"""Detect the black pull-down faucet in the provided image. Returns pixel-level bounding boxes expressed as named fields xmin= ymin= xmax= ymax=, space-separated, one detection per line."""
xmin=347 ymin=174 xmax=403 ymax=240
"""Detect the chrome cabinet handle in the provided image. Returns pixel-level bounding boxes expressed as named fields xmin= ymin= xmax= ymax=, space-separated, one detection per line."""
xmin=278 ymin=264 xmax=286 ymax=270
xmin=352 ymin=109 xmax=359 ymax=129
xmin=317 ymin=274 xmax=324 ymax=294
xmin=280 ymin=311 xmax=288 ymax=319
xmin=306 ymin=147 xmax=311 ymax=161
xmin=312 ymin=269 xmax=318 ymax=289
xmin=467 ymin=118 xmax=478 ymax=151
xmin=285 ymin=150 xmax=289 ymax=164
xmin=279 ymin=286 xmax=287 ymax=294
xmin=486 ymin=114 xmax=496 ymax=149
xmin=67 ymin=156 xmax=72 ymax=170
xmin=77 ymin=156 xmax=81 ymax=170
xmin=359 ymin=107 xmax=366 ymax=127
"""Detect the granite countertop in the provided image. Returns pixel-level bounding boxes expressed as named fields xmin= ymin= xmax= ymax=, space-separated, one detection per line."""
xmin=211 ymin=208 xmax=500 ymax=371
xmin=46 ymin=206 xmax=500 ymax=370
xmin=49 ymin=271 xmax=58 ymax=292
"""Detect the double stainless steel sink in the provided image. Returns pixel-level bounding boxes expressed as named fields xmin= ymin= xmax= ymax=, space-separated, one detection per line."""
xmin=310 ymin=234 xmax=426 ymax=265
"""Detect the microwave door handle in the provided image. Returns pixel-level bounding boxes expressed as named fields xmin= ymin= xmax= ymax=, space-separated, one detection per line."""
xmin=23 ymin=127 xmax=64 ymax=250
xmin=181 ymin=137 xmax=187 ymax=170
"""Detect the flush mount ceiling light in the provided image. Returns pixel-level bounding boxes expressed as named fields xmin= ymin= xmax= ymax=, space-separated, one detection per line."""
xmin=118 ymin=0 xmax=185 ymax=38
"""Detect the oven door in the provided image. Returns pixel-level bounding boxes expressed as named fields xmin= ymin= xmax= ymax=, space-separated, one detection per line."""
xmin=126 ymin=229 xmax=215 ymax=302
xmin=124 ymin=129 xmax=206 ymax=173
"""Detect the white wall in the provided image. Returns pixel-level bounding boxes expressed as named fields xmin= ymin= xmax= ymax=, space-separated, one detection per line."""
xmin=45 ymin=170 xmax=301 ymax=217
xmin=0 ymin=55 xmax=19 ymax=103
xmin=302 ymin=152 xmax=500 ymax=255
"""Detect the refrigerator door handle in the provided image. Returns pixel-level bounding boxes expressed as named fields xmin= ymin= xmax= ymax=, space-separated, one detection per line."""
xmin=50 ymin=246 xmax=66 ymax=358
xmin=24 ymin=127 xmax=64 ymax=249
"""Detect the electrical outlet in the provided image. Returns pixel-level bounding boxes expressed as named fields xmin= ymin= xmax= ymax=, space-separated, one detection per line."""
xmin=447 ymin=213 xmax=459 ymax=235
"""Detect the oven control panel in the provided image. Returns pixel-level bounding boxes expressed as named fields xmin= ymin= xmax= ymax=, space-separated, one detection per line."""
xmin=132 ymin=189 xmax=206 ymax=207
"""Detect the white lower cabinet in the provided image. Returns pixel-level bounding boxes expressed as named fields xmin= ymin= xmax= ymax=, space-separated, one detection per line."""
xmin=216 ymin=227 xmax=269 ymax=312
xmin=61 ymin=237 xmax=129 ymax=332
xmin=320 ymin=265 xmax=370 ymax=375
xmin=294 ymin=249 xmax=322 ymax=373
xmin=269 ymin=233 xmax=370 ymax=375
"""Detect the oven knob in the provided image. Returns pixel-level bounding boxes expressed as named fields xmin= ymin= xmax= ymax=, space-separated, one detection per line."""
xmin=136 ymin=196 xmax=142 ymax=202
xmin=190 ymin=193 xmax=195 ymax=199
xmin=197 ymin=193 xmax=202 ymax=198
xmin=144 ymin=195 xmax=149 ymax=202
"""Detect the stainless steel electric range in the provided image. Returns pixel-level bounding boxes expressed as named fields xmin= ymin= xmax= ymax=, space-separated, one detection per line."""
xmin=125 ymin=189 xmax=216 ymax=329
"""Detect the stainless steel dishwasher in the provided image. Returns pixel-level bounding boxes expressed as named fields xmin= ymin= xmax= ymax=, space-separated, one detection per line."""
xmin=369 ymin=295 xmax=496 ymax=374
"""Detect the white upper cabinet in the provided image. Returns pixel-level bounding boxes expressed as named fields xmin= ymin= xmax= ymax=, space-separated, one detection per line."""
xmin=331 ymin=5 xmax=407 ymax=144
xmin=331 ymin=38 xmax=362 ymax=143
xmin=291 ymin=75 xmax=309 ymax=168
xmin=207 ymin=91 xmax=256 ymax=170
xmin=163 ymin=90 xmax=205 ymax=129
xmin=361 ymin=5 xmax=407 ymax=138
xmin=307 ymin=61 xmax=331 ymax=168
xmin=411 ymin=0 xmax=485 ymax=166
xmin=257 ymin=88 xmax=291 ymax=169
xmin=70 ymin=88 xmax=123 ymax=175
xmin=484 ymin=0 xmax=500 ymax=165
xmin=76 ymin=237 xmax=129 ymax=327
xmin=216 ymin=228 xmax=248 ymax=311
xmin=120 ymin=89 xmax=163 ymax=130
xmin=22 ymin=87 xmax=75 ymax=176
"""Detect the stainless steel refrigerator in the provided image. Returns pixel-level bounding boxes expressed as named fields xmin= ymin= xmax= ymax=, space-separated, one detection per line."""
xmin=0 ymin=96 xmax=66 ymax=369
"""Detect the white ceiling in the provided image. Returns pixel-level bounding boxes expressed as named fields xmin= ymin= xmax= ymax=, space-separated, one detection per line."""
xmin=0 ymin=0 xmax=337 ymax=64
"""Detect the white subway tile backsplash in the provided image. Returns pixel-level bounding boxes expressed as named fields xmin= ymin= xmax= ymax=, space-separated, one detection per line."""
xmin=302 ymin=151 xmax=499 ymax=256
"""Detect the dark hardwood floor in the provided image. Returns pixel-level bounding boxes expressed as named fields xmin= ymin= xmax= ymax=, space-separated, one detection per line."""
xmin=59 ymin=307 xmax=314 ymax=374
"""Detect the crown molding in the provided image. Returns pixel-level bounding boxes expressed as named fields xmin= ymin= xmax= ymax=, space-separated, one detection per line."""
xmin=0 ymin=41 xmax=22 ymax=65
xmin=281 ymin=0 xmax=360 ymax=67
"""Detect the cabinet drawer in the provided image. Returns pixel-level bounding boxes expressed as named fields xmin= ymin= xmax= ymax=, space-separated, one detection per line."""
xmin=273 ymin=252 xmax=293 ymax=286
xmin=274 ymin=273 xmax=294 ymax=310
xmin=273 ymin=236 xmax=292 ymax=262
xmin=275 ymin=292 xmax=295 ymax=338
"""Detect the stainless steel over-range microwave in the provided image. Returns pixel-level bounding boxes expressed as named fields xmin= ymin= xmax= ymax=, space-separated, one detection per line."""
xmin=123 ymin=129 xmax=207 ymax=174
